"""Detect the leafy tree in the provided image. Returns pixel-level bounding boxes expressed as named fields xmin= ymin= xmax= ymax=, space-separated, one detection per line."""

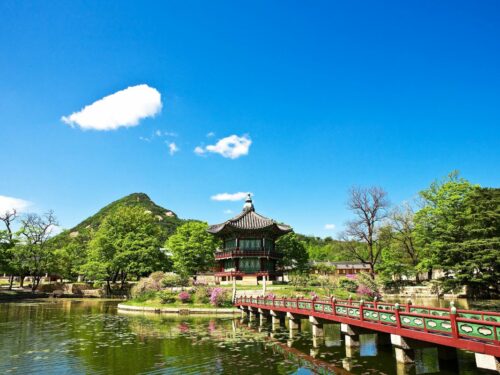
xmin=0 ymin=209 xmax=17 ymax=289
xmin=414 ymin=172 xmax=476 ymax=277
xmin=276 ymin=233 xmax=309 ymax=273
xmin=339 ymin=186 xmax=390 ymax=278
xmin=165 ymin=221 xmax=218 ymax=277
xmin=378 ymin=203 xmax=421 ymax=283
xmin=17 ymin=211 xmax=59 ymax=291
xmin=82 ymin=206 xmax=165 ymax=291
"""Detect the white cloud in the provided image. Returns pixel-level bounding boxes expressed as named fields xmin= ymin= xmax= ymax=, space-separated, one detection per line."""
xmin=211 ymin=192 xmax=250 ymax=201
xmin=223 ymin=209 xmax=233 ymax=214
xmin=0 ymin=195 xmax=31 ymax=214
xmin=195 ymin=135 xmax=251 ymax=159
xmin=194 ymin=146 xmax=206 ymax=156
xmin=168 ymin=142 xmax=179 ymax=155
xmin=207 ymin=132 xmax=215 ymax=137
xmin=324 ymin=224 xmax=336 ymax=230
xmin=61 ymin=84 xmax=162 ymax=131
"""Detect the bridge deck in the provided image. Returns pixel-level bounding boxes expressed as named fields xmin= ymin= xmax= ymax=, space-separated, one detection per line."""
xmin=235 ymin=296 xmax=500 ymax=357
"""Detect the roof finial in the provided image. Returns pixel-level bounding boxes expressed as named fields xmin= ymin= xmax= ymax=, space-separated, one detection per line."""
xmin=243 ymin=193 xmax=254 ymax=211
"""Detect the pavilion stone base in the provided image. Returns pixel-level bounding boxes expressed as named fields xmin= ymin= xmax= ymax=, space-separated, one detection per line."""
xmin=218 ymin=275 xmax=277 ymax=286
xmin=475 ymin=354 xmax=500 ymax=372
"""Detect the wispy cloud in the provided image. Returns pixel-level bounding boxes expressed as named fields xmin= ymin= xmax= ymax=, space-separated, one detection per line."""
xmin=223 ymin=209 xmax=233 ymax=214
xmin=0 ymin=195 xmax=31 ymax=214
xmin=211 ymin=192 xmax=250 ymax=201
xmin=195 ymin=135 xmax=251 ymax=159
xmin=207 ymin=132 xmax=215 ymax=138
xmin=324 ymin=224 xmax=336 ymax=230
xmin=168 ymin=142 xmax=179 ymax=155
xmin=62 ymin=84 xmax=162 ymax=131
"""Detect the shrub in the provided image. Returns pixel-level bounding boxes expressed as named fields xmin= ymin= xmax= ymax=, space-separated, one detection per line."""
xmin=338 ymin=277 xmax=358 ymax=293
xmin=133 ymin=290 xmax=158 ymax=303
xmin=209 ymin=287 xmax=231 ymax=307
xmin=178 ymin=291 xmax=191 ymax=303
xmin=161 ymin=273 xmax=188 ymax=289
xmin=131 ymin=274 xmax=163 ymax=298
xmin=193 ymin=286 xmax=211 ymax=304
xmin=355 ymin=272 xmax=381 ymax=300
xmin=158 ymin=290 xmax=177 ymax=304
xmin=150 ymin=271 xmax=165 ymax=282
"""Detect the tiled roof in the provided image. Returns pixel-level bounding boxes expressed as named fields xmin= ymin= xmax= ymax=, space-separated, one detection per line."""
xmin=207 ymin=207 xmax=292 ymax=235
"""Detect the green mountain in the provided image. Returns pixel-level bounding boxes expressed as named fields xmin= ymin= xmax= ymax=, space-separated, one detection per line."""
xmin=52 ymin=193 xmax=185 ymax=247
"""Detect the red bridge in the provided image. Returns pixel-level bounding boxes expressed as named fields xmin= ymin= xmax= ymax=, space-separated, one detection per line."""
xmin=235 ymin=295 xmax=500 ymax=372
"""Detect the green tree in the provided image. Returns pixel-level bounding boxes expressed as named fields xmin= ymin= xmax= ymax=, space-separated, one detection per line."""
xmin=441 ymin=187 xmax=500 ymax=297
xmin=0 ymin=210 xmax=18 ymax=289
xmin=17 ymin=211 xmax=59 ymax=291
xmin=165 ymin=221 xmax=218 ymax=277
xmin=414 ymin=172 xmax=476 ymax=277
xmin=82 ymin=206 xmax=165 ymax=291
xmin=276 ymin=233 xmax=309 ymax=273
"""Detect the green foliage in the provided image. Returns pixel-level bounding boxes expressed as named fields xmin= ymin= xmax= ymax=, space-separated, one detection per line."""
xmin=297 ymin=235 xmax=356 ymax=262
xmin=158 ymin=290 xmax=177 ymax=304
xmin=166 ymin=222 xmax=219 ymax=277
xmin=415 ymin=172 xmax=499 ymax=297
xmin=82 ymin=206 xmax=166 ymax=284
xmin=161 ymin=272 xmax=188 ymax=288
xmin=338 ymin=277 xmax=358 ymax=293
xmin=276 ymin=233 xmax=309 ymax=272
xmin=47 ymin=193 xmax=185 ymax=274
xmin=193 ymin=286 xmax=211 ymax=304
xmin=134 ymin=290 xmax=159 ymax=303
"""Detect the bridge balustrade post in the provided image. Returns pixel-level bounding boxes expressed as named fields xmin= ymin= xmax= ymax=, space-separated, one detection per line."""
xmin=406 ymin=299 xmax=412 ymax=313
xmin=449 ymin=305 xmax=459 ymax=339
xmin=359 ymin=300 xmax=364 ymax=321
xmin=394 ymin=303 xmax=401 ymax=329
xmin=373 ymin=296 xmax=378 ymax=310
xmin=331 ymin=297 xmax=336 ymax=316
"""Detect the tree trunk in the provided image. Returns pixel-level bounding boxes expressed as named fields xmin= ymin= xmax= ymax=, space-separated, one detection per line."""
xmin=8 ymin=275 xmax=14 ymax=290
xmin=32 ymin=276 xmax=41 ymax=293
xmin=106 ymin=280 xmax=111 ymax=296
xmin=20 ymin=275 xmax=25 ymax=288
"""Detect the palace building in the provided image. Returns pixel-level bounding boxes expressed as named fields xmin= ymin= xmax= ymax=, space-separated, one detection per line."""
xmin=207 ymin=194 xmax=292 ymax=285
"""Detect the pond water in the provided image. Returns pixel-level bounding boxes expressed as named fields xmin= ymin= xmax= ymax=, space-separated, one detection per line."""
xmin=0 ymin=299 xmax=495 ymax=374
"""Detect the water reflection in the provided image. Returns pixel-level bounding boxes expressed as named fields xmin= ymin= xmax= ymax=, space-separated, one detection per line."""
xmin=0 ymin=299 xmax=494 ymax=375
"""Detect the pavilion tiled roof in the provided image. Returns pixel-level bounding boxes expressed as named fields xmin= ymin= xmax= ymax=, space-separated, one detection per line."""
xmin=207 ymin=194 xmax=292 ymax=235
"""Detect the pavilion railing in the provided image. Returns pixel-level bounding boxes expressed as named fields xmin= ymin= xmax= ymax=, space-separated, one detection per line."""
xmin=215 ymin=248 xmax=282 ymax=258
xmin=235 ymin=296 xmax=500 ymax=346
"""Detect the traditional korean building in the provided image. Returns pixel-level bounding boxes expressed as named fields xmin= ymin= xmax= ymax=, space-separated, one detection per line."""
xmin=207 ymin=194 xmax=292 ymax=285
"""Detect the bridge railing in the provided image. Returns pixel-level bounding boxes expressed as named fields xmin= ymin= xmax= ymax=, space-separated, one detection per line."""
xmin=236 ymin=296 xmax=500 ymax=346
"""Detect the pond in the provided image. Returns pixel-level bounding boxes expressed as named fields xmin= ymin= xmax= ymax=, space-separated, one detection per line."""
xmin=0 ymin=299 xmax=494 ymax=374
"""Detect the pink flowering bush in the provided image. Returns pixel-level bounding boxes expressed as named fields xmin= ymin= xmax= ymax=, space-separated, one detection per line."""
xmin=178 ymin=291 xmax=191 ymax=303
xmin=310 ymin=292 xmax=318 ymax=299
xmin=209 ymin=287 xmax=231 ymax=307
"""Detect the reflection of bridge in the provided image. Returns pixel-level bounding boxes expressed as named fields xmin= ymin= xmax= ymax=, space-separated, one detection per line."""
xmin=235 ymin=296 xmax=500 ymax=373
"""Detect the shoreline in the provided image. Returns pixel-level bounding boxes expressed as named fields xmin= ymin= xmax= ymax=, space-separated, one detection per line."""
xmin=117 ymin=303 xmax=239 ymax=315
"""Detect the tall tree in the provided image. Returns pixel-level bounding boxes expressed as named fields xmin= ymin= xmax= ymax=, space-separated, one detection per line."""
xmin=0 ymin=209 xmax=17 ymax=289
xmin=340 ymin=186 xmax=389 ymax=278
xmin=82 ymin=206 xmax=165 ymax=291
xmin=276 ymin=233 xmax=309 ymax=273
xmin=17 ymin=211 xmax=58 ymax=291
xmin=385 ymin=202 xmax=421 ymax=281
xmin=166 ymin=221 xmax=218 ymax=277
xmin=414 ymin=172 xmax=476 ymax=277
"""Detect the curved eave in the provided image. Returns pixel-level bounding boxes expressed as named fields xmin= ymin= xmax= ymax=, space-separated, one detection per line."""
xmin=207 ymin=223 xmax=292 ymax=236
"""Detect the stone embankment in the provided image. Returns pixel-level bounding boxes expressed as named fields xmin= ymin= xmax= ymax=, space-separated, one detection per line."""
xmin=117 ymin=303 xmax=239 ymax=315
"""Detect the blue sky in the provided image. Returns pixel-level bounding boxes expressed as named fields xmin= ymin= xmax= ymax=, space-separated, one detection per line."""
xmin=0 ymin=1 xmax=499 ymax=237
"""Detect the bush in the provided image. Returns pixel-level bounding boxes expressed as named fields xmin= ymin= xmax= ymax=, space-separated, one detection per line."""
xmin=193 ymin=286 xmax=211 ymax=304
xmin=158 ymin=290 xmax=177 ymax=304
xmin=150 ymin=271 xmax=166 ymax=282
xmin=209 ymin=287 xmax=232 ymax=307
xmin=161 ymin=273 xmax=188 ymax=288
xmin=133 ymin=290 xmax=158 ymax=303
xmin=355 ymin=272 xmax=381 ymax=300
xmin=131 ymin=274 xmax=163 ymax=298
xmin=178 ymin=291 xmax=191 ymax=303
xmin=338 ymin=277 xmax=358 ymax=293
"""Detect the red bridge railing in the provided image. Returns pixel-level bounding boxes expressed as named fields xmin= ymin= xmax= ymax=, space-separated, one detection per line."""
xmin=235 ymin=296 xmax=500 ymax=353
